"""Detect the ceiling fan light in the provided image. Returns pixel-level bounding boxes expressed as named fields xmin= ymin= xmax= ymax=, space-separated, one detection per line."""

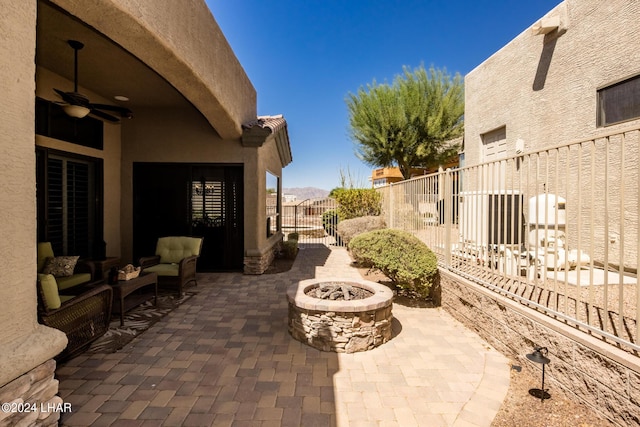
xmin=63 ymin=104 xmax=90 ymax=118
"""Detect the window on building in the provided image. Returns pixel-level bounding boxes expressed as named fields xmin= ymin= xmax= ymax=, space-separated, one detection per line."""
xmin=36 ymin=97 xmax=104 ymax=150
xmin=266 ymin=171 xmax=280 ymax=237
xmin=597 ymin=74 xmax=640 ymax=127
xmin=36 ymin=148 xmax=103 ymax=258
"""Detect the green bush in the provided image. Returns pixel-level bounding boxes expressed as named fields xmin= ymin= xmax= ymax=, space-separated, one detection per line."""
xmin=287 ymin=232 xmax=299 ymax=241
xmin=332 ymin=188 xmax=381 ymax=220
xmin=281 ymin=239 xmax=298 ymax=259
xmin=349 ymin=229 xmax=438 ymax=298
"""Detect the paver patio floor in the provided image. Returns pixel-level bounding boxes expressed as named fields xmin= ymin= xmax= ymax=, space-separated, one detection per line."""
xmin=56 ymin=244 xmax=509 ymax=426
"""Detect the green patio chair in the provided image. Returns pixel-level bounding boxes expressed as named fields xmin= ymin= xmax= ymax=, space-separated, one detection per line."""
xmin=139 ymin=236 xmax=203 ymax=295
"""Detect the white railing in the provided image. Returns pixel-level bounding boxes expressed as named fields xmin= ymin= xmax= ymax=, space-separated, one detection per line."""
xmin=379 ymin=126 xmax=640 ymax=353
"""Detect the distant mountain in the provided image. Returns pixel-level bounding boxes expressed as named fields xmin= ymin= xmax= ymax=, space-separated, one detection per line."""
xmin=283 ymin=187 xmax=329 ymax=200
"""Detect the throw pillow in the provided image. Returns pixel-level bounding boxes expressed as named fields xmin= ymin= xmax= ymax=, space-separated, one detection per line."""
xmin=42 ymin=256 xmax=79 ymax=277
xmin=38 ymin=274 xmax=61 ymax=310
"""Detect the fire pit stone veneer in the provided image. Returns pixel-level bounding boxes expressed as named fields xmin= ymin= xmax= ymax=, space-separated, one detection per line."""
xmin=287 ymin=278 xmax=394 ymax=353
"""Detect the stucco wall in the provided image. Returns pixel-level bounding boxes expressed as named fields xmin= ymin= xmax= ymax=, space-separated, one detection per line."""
xmin=0 ymin=0 xmax=66 ymax=387
xmin=50 ymin=0 xmax=256 ymax=139
xmin=465 ymin=0 xmax=640 ymax=165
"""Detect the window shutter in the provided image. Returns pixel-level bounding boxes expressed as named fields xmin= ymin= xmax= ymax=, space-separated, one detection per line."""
xmin=66 ymin=160 xmax=91 ymax=256
xmin=47 ymin=158 xmax=64 ymax=255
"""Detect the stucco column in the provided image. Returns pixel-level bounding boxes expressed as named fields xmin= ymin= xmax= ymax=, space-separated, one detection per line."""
xmin=0 ymin=0 xmax=67 ymax=387
xmin=242 ymin=147 xmax=263 ymax=256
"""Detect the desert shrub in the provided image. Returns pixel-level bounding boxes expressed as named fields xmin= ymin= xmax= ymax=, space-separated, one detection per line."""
xmin=349 ymin=229 xmax=438 ymax=298
xmin=337 ymin=216 xmax=386 ymax=246
xmin=332 ymin=188 xmax=381 ymax=219
xmin=287 ymin=232 xmax=299 ymax=241
xmin=281 ymin=239 xmax=298 ymax=259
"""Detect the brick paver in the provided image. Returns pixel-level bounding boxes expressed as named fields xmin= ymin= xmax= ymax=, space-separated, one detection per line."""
xmin=57 ymin=244 xmax=509 ymax=426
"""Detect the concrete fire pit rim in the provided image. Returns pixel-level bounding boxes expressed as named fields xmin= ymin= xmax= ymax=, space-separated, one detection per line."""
xmin=287 ymin=277 xmax=393 ymax=312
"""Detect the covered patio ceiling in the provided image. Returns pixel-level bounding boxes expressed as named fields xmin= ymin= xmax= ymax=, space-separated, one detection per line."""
xmin=36 ymin=1 xmax=195 ymax=117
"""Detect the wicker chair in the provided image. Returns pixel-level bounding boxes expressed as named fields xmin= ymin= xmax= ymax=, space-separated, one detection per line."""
xmin=139 ymin=236 xmax=203 ymax=296
xmin=37 ymin=275 xmax=112 ymax=360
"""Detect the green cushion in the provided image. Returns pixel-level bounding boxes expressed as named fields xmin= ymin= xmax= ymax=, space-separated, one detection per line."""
xmin=155 ymin=237 xmax=202 ymax=264
xmin=37 ymin=242 xmax=55 ymax=273
xmin=56 ymin=273 xmax=92 ymax=291
xmin=144 ymin=263 xmax=180 ymax=277
xmin=38 ymin=274 xmax=61 ymax=310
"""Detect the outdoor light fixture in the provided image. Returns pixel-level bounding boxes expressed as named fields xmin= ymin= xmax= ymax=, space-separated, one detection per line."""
xmin=526 ymin=346 xmax=551 ymax=401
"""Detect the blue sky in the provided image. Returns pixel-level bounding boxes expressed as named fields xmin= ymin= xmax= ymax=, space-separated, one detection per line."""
xmin=206 ymin=0 xmax=561 ymax=191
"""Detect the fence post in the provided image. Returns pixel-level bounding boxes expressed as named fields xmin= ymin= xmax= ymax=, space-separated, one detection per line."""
xmin=444 ymin=168 xmax=452 ymax=267
xmin=389 ymin=182 xmax=394 ymax=228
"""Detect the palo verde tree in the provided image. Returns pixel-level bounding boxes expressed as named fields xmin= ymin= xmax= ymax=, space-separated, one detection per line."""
xmin=346 ymin=65 xmax=464 ymax=180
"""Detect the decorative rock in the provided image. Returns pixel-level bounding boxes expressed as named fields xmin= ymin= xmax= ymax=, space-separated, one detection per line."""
xmin=346 ymin=335 xmax=374 ymax=353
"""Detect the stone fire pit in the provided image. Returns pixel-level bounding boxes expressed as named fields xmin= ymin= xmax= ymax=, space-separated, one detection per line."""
xmin=287 ymin=278 xmax=394 ymax=353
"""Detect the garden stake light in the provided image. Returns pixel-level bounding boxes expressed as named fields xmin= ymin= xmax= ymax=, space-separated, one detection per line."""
xmin=526 ymin=346 xmax=551 ymax=401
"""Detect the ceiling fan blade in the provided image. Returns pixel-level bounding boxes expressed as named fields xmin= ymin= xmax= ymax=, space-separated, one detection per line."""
xmin=54 ymin=88 xmax=75 ymax=104
xmin=90 ymin=103 xmax=133 ymax=119
xmin=89 ymin=108 xmax=120 ymax=123
xmin=54 ymin=88 xmax=91 ymax=107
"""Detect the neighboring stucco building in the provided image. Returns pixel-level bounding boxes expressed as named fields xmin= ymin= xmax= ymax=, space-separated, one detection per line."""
xmin=371 ymin=167 xmax=423 ymax=188
xmin=463 ymin=0 xmax=640 ymax=268
xmin=1 ymin=0 xmax=291 ymax=421
xmin=464 ymin=0 xmax=640 ymax=166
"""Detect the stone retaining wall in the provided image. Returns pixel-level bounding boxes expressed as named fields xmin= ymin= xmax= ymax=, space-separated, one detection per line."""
xmin=440 ymin=268 xmax=640 ymax=426
xmin=0 ymin=359 xmax=63 ymax=427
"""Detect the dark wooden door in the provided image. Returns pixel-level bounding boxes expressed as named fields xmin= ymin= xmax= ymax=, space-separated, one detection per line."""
xmin=190 ymin=166 xmax=244 ymax=271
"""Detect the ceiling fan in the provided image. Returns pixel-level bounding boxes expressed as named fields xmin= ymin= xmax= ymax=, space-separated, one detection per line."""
xmin=54 ymin=40 xmax=133 ymax=122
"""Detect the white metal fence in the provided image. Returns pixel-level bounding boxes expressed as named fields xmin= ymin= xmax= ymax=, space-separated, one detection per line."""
xmin=378 ymin=126 xmax=640 ymax=353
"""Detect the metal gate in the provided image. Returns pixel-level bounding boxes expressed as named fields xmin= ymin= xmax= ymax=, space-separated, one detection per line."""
xmin=282 ymin=197 xmax=344 ymax=246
